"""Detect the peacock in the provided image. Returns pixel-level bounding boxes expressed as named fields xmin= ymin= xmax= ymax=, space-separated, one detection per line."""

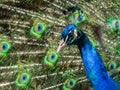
xmin=0 ymin=0 xmax=120 ymax=90
xmin=57 ymin=24 xmax=120 ymax=90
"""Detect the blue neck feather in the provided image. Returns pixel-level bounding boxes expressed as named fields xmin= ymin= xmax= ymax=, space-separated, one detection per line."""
xmin=77 ymin=32 xmax=120 ymax=90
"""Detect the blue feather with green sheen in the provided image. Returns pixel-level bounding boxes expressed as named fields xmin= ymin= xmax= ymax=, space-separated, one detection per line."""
xmin=61 ymin=24 xmax=120 ymax=90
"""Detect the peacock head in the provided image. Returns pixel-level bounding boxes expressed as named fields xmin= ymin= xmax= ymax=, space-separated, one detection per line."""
xmin=57 ymin=24 xmax=83 ymax=52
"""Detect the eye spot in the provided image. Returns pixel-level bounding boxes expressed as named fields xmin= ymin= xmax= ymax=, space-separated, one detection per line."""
xmin=36 ymin=24 xmax=42 ymax=31
xmin=76 ymin=15 xmax=82 ymax=21
xmin=23 ymin=75 xmax=27 ymax=80
xmin=51 ymin=54 xmax=55 ymax=60
xmin=48 ymin=53 xmax=55 ymax=61
xmin=0 ymin=43 xmax=8 ymax=50
xmin=44 ymin=50 xmax=59 ymax=67
xmin=63 ymin=78 xmax=76 ymax=89
xmin=115 ymin=21 xmax=119 ymax=29
xmin=2 ymin=44 xmax=7 ymax=50
xmin=20 ymin=74 xmax=27 ymax=82
xmin=107 ymin=61 xmax=117 ymax=71
xmin=69 ymin=80 xmax=73 ymax=86
xmin=67 ymin=80 xmax=74 ymax=87
xmin=15 ymin=73 xmax=31 ymax=88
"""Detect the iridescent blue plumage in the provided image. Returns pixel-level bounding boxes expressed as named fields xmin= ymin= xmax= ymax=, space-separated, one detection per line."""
xmin=58 ymin=24 xmax=120 ymax=90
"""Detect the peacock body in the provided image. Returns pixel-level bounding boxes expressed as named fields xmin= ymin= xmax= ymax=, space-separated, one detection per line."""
xmin=0 ymin=0 xmax=120 ymax=90
xmin=57 ymin=24 xmax=120 ymax=90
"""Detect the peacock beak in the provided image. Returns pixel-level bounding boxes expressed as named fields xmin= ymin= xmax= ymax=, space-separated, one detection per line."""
xmin=57 ymin=39 xmax=67 ymax=53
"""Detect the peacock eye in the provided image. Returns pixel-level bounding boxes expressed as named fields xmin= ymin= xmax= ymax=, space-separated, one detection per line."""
xmin=2 ymin=43 xmax=7 ymax=50
xmin=114 ymin=21 xmax=119 ymax=29
xmin=77 ymin=15 xmax=82 ymax=21
xmin=15 ymin=72 xmax=31 ymax=88
xmin=63 ymin=78 xmax=76 ymax=89
xmin=107 ymin=61 xmax=117 ymax=71
xmin=0 ymin=43 xmax=8 ymax=51
xmin=30 ymin=22 xmax=47 ymax=38
xmin=67 ymin=80 xmax=74 ymax=87
xmin=36 ymin=24 xmax=42 ymax=31
xmin=20 ymin=75 xmax=27 ymax=81
xmin=112 ymin=20 xmax=119 ymax=30
xmin=69 ymin=10 xmax=87 ymax=26
xmin=68 ymin=33 xmax=74 ymax=38
xmin=44 ymin=50 xmax=59 ymax=67
xmin=48 ymin=53 xmax=56 ymax=61
xmin=107 ymin=18 xmax=120 ymax=33
xmin=0 ymin=41 xmax=11 ymax=56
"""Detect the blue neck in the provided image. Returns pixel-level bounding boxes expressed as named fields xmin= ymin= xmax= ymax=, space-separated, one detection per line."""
xmin=77 ymin=34 xmax=120 ymax=90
